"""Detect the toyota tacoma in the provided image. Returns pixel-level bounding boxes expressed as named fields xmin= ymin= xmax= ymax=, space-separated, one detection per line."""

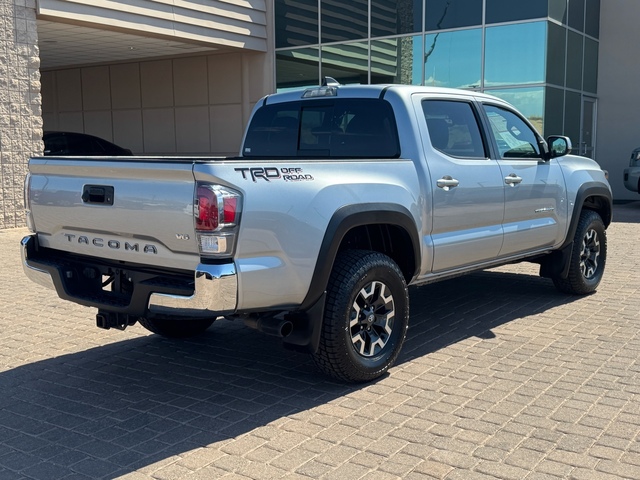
xmin=22 ymin=84 xmax=612 ymax=382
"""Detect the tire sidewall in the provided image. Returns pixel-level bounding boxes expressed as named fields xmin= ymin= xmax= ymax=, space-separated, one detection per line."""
xmin=573 ymin=211 xmax=607 ymax=290
xmin=332 ymin=255 xmax=409 ymax=378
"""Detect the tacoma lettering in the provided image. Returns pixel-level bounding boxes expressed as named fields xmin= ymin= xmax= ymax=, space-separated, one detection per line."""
xmin=63 ymin=234 xmax=156 ymax=254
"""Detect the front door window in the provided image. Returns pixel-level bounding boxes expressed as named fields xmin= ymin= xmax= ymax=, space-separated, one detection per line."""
xmin=483 ymin=105 xmax=541 ymax=159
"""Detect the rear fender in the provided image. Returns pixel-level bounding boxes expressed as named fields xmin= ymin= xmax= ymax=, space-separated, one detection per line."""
xmin=299 ymin=203 xmax=420 ymax=311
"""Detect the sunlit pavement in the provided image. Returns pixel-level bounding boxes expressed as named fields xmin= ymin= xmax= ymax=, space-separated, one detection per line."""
xmin=1 ymin=203 xmax=639 ymax=479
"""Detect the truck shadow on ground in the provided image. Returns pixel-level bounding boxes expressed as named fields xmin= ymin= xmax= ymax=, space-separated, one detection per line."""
xmin=0 ymin=270 xmax=579 ymax=478
xmin=400 ymin=269 xmax=575 ymax=362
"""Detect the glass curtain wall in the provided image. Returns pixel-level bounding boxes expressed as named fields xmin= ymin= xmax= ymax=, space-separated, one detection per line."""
xmin=274 ymin=0 xmax=600 ymax=138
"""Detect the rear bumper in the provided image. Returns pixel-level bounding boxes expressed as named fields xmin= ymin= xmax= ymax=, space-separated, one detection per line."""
xmin=21 ymin=236 xmax=57 ymax=290
xmin=147 ymin=263 xmax=237 ymax=316
xmin=21 ymin=234 xmax=237 ymax=317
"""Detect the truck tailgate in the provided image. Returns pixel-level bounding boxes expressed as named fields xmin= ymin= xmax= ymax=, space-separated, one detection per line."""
xmin=28 ymin=157 xmax=200 ymax=271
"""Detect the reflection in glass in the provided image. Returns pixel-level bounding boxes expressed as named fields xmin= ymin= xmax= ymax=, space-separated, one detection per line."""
xmin=549 ymin=0 xmax=568 ymax=24
xmin=566 ymin=30 xmax=583 ymax=90
xmin=276 ymin=48 xmax=319 ymax=91
xmin=371 ymin=0 xmax=423 ymax=38
xmin=371 ymin=36 xmax=423 ymax=85
xmin=485 ymin=0 xmax=547 ymax=24
xmin=486 ymin=87 xmax=544 ymax=134
xmin=424 ymin=29 xmax=481 ymax=88
xmin=583 ymin=37 xmax=598 ymax=94
xmin=550 ymin=137 xmax=570 ymax=157
xmin=321 ymin=42 xmax=369 ymax=85
xmin=485 ymin=22 xmax=546 ymax=87
xmin=425 ymin=0 xmax=482 ymax=30
xmin=275 ymin=0 xmax=319 ymax=48
xmin=321 ymin=0 xmax=368 ymax=43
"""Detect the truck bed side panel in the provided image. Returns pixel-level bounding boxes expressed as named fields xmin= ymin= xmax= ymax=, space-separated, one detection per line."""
xmin=193 ymin=159 xmax=422 ymax=310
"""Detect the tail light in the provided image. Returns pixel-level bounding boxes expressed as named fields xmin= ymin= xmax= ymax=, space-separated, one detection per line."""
xmin=24 ymin=173 xmax=36 ymax=233
xmin=195 ymin=183 xmax=242 ymax=257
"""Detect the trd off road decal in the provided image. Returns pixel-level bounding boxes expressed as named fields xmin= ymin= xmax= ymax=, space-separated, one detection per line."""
xmin=235 ymin=167 xmax=314 ymax=182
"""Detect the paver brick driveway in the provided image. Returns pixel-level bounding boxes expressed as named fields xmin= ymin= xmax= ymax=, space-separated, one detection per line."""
xmin=1 ymin=203 xmax=639 ymax=480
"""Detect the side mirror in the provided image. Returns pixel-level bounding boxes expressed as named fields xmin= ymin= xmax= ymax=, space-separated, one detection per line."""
xmin=546 ymin=135 xmax=572 ymax=159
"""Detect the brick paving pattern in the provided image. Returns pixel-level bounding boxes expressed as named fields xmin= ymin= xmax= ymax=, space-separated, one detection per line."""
xmin=1 ymin=202 xmax=639 ymax=479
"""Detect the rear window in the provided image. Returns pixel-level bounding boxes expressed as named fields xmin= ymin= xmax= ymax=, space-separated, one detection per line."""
xmin=242 ymin=99 xmax=400 ymax=158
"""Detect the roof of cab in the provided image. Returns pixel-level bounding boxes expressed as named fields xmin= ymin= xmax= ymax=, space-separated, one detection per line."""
xmin=262 ymin=84 xmax=509 ymax=106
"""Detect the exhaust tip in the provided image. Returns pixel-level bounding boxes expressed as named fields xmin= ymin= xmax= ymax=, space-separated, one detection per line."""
xmin=244 ymin=316 xmax=294 ymax=338
xmin=280 ymin=321 xmax=293 ymax=338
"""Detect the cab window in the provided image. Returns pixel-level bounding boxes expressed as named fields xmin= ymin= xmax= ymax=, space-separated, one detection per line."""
xmin=243 ymin=99 xmax=400 ymax=158
xmin=422 ymin=100 xmax=487 ymax=159
xmin=483 ymin=104 xmax=541 ymax=159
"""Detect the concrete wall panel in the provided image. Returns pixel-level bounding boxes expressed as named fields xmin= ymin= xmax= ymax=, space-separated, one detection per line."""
xmin=56 ymin=69 xmax=82 ymax=111
xmin=176 ymin=106 xmax=210 ymax=153
xmin=110 ymin=63 xmax=142 ymax=109
xmin=208 ymin=54 xmax=242 ymax=104
xmin=142 ymin=108 xmax=176 ymax=153
xmin=57 ymin=111 xmax=84 ymax=132
xmin=83 ymin=110 xmax=113 ymax=141
xmin=41 ymin=51 xmax=272 ymax=156
xmin=210 ymin=103 xmax=243 ymax=154
xmin=81 ymin=66 xmax=111 ymax=111
xmin=174 ymin=57 xmax=208 ymax=106
xmin=140 ymin=60 xmax=173 ymax=108
xmin=113 ymin=109 xmax=143 ymax=152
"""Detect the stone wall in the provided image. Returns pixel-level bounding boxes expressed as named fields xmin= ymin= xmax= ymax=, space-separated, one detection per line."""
xmin=0 ymin=0 xmax=42 ymax=229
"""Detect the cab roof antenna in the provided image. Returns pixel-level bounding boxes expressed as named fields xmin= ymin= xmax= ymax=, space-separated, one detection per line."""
xmin=322 ymin=76 xmax=341 ymax=87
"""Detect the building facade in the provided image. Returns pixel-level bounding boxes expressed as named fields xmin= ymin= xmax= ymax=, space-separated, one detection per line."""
xmin=0 ymin=0 xmax=638 ymax=229
xmin=275 ymin=0 xmax=599 ymax=150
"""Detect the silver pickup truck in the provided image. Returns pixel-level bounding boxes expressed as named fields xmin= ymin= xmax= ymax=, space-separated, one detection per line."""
xmin=22 ymin=84 xmax=612 ymax=382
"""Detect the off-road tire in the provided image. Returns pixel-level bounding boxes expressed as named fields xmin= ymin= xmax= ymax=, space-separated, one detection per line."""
xmin=312 ymin=250 xmax=409 ymax=382
xmin=552 ymin=209 xmax=607 ymax=295
xmin=138 ymin=317 xmax=215 ymax=338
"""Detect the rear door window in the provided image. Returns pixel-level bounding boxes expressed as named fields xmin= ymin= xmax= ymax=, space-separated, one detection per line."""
xmin=243 ymin=99 xmax=400 ymax=158
xmin=422 ymin=100 xmax=487 ymax=159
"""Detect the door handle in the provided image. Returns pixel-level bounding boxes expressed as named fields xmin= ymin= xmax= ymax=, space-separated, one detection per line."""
xmin=437 ymin=176 xmax=459 ymax=191
xmin=504 ymin=173 xmax=522 ymax=186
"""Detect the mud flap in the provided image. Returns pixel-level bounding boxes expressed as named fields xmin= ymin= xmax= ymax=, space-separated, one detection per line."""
xmin=539 ymin=242 xmax=573 ymax=280
xmin=282 ymin=292 xmax=326 ymax=354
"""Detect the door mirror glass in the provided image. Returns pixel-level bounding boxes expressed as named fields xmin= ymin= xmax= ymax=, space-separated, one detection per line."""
xmin=547 ymin=136 xmax=572 ymax=158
